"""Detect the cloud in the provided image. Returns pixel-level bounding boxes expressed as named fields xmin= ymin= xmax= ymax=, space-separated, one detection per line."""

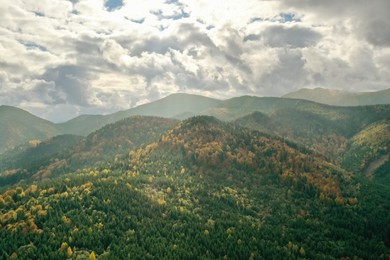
xmin=282 ymin=0 xmax=390 ymax=47
xmin=261 ymin=25 xmax=322 ymax=48
xmin=0 ymin=0 xmax=389 ymax=122
xmin=39 ymin=65 xmax=92 ymax=106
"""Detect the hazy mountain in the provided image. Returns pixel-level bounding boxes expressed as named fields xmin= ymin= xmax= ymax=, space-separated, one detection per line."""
xmin=2 ymin=93 xmax=390 ymax=156
xmin=57 ymin=114 xmax=106 ymax=136
xmin=111 ymin=93 xmax=221 ymax=120
xmin=234 ymin=110 xmax=348 ymax=159
xmin=57 ymin=93 xmax=221 ymax=136
xmin=0 ymin=106 xmax=60 ymax=154
xmin=282 ymin=87 xmax=390 ymax=106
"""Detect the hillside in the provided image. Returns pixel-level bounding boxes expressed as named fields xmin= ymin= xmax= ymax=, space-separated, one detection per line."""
xmin=0 ymin=106 xmax=60 ymax=154
xmin=0 ymin=135 xmax=83 ymax=186
xmin=0 ymin=94 xmax=219 ymax=154
xmin=341 ymin=121 xmax=390 ymax=175
xmin=235 ymin=109 xmax=390 ymax=177
xmin=0 ymin=116 xmax=389 ymax=259
xmin=234 ymin=110 xmax=348 ymax=159
xmin=3 ymin=94 xmax=389 ymax=156
xmin=0 ymin=116 xmax=178 ymax=187
xmin=283 ymin=88 xmax=390 ymax=106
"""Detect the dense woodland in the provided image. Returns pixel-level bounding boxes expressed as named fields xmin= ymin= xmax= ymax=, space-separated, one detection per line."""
xmin=1 ymin=101 xmax=390 ymax=259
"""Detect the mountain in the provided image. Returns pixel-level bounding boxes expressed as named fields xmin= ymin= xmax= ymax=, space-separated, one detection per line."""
xmin=283 ymin=87 xmax=390 ymax=106
xmin=57 ymin=114 xmax=106 ymax=136
xmin=234 ymin=110 xmax=348 ymax=159
xmin=2 ymin=93 xmax=390 ymax=157
xmin=234 ymin=106 xmax=390 ymax=177
xmin=0 ymin=135 xmax=83 ymax=186
xmin=0 ymin=106 xmax=60 ymax=154
xmin=111 ymin=93 xmax=221 ymax=120
xmin=0 ymin=115 xmax=389 ymax=259
xmin=0 ymin=94 xmax=219 ymax=153
xmin=0 ymin=116 xmax=178 ymax=187
xmin=341 ymin=120 xmax=390 ymax=175
xmin=67 ymin=116 xmax=178 ymax=169
xmin=57 ymin=93 xmax=221 ymax=136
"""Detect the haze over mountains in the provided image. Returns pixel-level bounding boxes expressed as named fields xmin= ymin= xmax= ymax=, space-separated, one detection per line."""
xmin=1 ymin=88 xmax=389 ymax=154
xmin=283 ymin=88 xmax=390 ymax=106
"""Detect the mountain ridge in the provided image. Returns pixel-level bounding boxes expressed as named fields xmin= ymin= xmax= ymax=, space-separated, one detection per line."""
xmin=1 ymin=92 xmax=390 ymax=155
xmin=283 ymin=87 xmax=390 ymax=106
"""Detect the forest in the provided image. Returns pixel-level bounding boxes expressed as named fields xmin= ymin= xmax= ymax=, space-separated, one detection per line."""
xmin=0 ymin=111 xmax=389 ymax=259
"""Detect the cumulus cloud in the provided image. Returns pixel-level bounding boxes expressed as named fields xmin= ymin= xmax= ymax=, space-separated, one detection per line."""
xmin=0 ymin=0 xmax=389 ymax=122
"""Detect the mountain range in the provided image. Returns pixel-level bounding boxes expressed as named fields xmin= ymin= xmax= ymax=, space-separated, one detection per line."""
xmin=2 ymin=89 xmax=390 ymax=154
xmin=283 ymin=87 xmax=390 ymax=106
xmin=0 ymin=91 xmax=389 ymax=258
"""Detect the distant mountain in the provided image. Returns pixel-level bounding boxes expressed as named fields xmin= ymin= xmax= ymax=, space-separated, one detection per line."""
xmin=282 ymin=88 xmax=390 ymax=106
xmin=57 ymin=93 xmax=221 ymax=136
xmin=111 ymin=93 xmax=221 ymax=120
xmin=1 ymin=93 xmax=390 ymax=156
xmin=234 ymin=110 xmax=348 ymax=159
xmin=0 ymin=106 xmax=60 ymax=154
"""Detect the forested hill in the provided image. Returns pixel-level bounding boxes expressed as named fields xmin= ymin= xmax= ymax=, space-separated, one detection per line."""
xmin=0 ymin=116 xmax=178 ymax=187
xmin=2 ymin=94 xmax=390 ymax=155
xmin=0 ymin=115 xmax=389 ymax=259
xmin=1 ymin=94 xmax=390 ymax=259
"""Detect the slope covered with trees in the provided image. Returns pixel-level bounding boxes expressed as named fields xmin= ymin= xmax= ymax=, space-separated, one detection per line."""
xmin=1 ymin=96 xmax=390 ymax=259
xmin=0 ymin=116 xmax=178 ymax=187
xmin=1 ymin=116 xmax=389 ymax=259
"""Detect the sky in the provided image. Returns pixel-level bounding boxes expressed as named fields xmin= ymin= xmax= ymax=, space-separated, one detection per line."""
xmin=1 ymin=0 xmax=390 ymax=122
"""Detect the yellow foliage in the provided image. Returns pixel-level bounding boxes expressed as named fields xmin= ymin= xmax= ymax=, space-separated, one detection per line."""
xmin=89 ymin=251 xmax=96 ymax=260
xmin=166 ymin=187 xmax=172 ymax=194
xmin=60 ymin=242 xmax=68 ymax=251
xmin=29 ymin=139 xmax=41 ymax=147
xmin=67 ymin=246 xmax=73 ymax=258
xmin=0 ymin=196 xmax=5 ymax=206
xmin=96 ymin=222 xmax=104 ymax=229
xmin=1 ymin=210 xmax=17 ymax=224
xmin=157 ymin=198 xmax=166 ymax=206
xmin=37 ymin=210 xmax=47 ymax=216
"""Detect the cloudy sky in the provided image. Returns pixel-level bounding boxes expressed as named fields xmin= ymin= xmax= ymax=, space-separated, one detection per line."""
xmin=1 ymin=0 xmax=390 ymax=122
